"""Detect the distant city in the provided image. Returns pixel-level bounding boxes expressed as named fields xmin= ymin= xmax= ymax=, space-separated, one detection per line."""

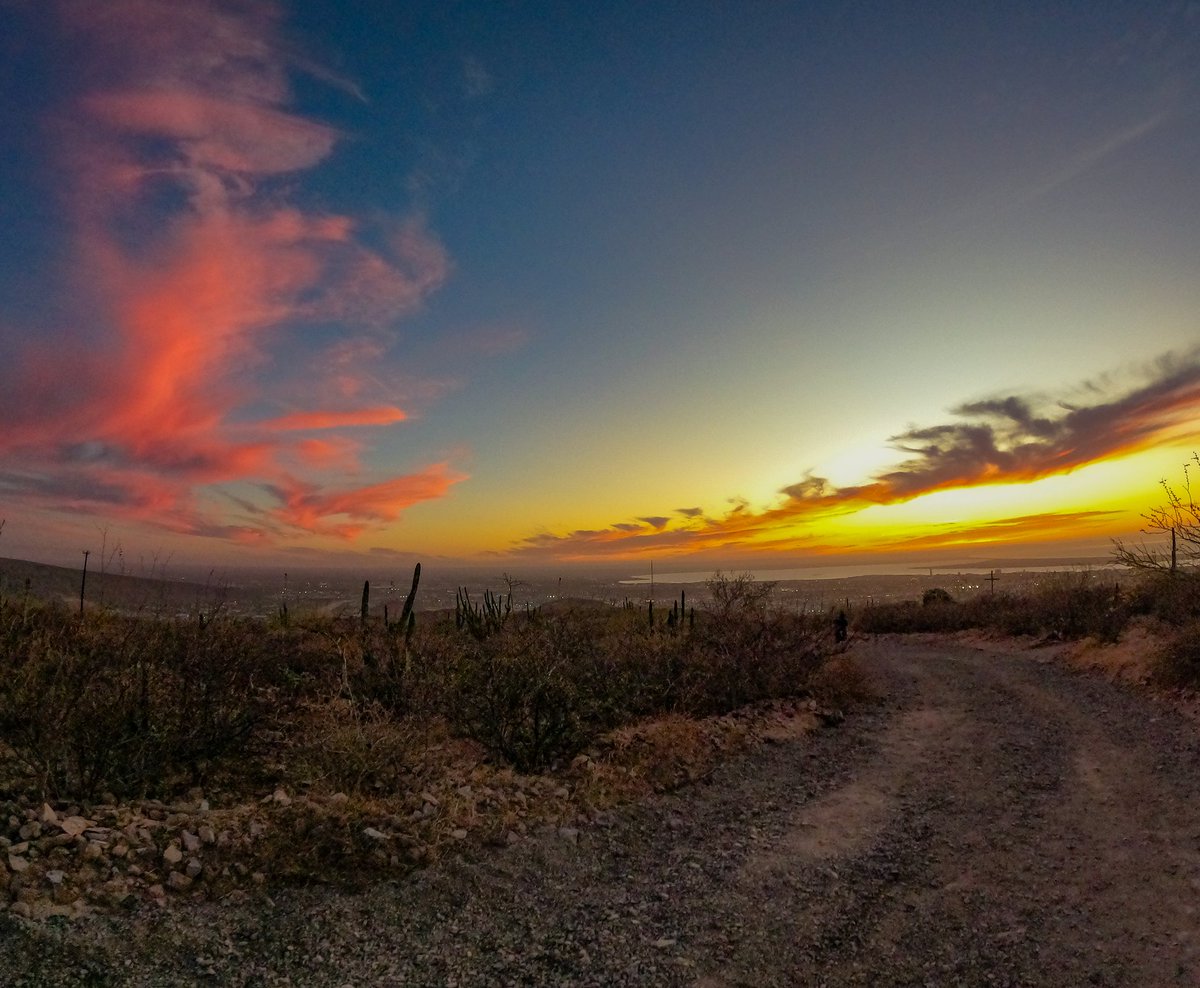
xmin=0 ymin=554 xmax=1125 ymax=622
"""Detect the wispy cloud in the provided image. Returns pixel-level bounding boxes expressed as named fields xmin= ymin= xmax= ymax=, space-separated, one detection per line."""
xmin=0 ymin=0 xmax=464 ymax=544
xmin=514 ymin=351 xmax=1200 ymax=560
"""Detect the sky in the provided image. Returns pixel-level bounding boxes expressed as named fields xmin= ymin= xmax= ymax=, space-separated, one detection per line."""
xmin=1 ymin=0 xmax=1199 ymax=576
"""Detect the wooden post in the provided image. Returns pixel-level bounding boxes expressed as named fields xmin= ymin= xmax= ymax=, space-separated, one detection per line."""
xmin=80 ymin=549 xmax=90 ymax=615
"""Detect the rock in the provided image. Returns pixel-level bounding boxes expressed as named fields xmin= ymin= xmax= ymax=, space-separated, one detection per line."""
xmin=18 ymin=823 xmax=40 ymax=841
xmin=363 ymin=827 xmax=388 ymax=841
xmin=162 ymin=844 xmax=183 ymax=866
xmin=198 ymin=826 xmax=216 ymax=845
xmin=185 ymin=858 xmax=203 ymax=879
xmin=653 ymin=938 xmax=677 ymax=949
xmin=40 ymin=804 xmax=58 ymax=825
xmin=82 ymin=842 xmax=104 ymax=862
xmin=451 ymin=829 xmax=468 ymax=841
xmin=270 ymin=789 xmax=291 ymax=807
xmin=7 ymin=854 xmax=29 ymax=874
xmin=166 ymin=871 xmax=192 ymax=892
xmin=9 ymin=901 xmax=32 ymax=918
xmin=59 ymin=816 xmax=91 ymax=837
xmin=181 ymin=830 xmax=201 ymax=853
xmin=328 ymin=792 xmax=349 ymax=806
xmin=45 ymin=870 xmax=65 ymax=885
xmin=111 ymin=843 xmax=129 ymax=859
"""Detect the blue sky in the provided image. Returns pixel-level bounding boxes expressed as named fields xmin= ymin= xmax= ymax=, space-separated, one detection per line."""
xmin=1 ymin=0 xmax=1198 ymax=570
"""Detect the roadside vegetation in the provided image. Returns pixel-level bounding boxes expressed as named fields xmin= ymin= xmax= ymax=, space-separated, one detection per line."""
xmin=855 ymin=453 xmax=1200 ymax=691
xmin=0 ymin=569 xmax=868 ymax=915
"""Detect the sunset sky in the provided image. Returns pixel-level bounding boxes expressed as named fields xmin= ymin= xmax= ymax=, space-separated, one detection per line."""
xmin=2 ymin=1 xmax=1199 ymax=575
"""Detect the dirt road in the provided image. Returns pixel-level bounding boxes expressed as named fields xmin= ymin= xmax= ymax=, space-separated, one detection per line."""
xmin=6 ymin=637 xmax=1200 ymax=986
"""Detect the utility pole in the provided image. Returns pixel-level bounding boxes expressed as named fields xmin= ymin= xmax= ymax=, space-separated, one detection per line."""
xmin=986 ymin=569 xmax=998 ymax=593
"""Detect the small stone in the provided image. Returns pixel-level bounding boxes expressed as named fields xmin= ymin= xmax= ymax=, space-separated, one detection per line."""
xmin=450 ymin=829 xmax=468 ymax=841
xmin=111 ymin=843 xmax=129 ymax=859
xmin=328 ymin=792 xmax=349 ymax=805
xmin=162 ymin=844 xmax=183 ymax=866
xmin=181 ymin=830 xmax=201 ymax=853
xmin=653 ymin=938 xmax=677 ymax=949
xmin=271 ymin=789 xmax=291 ymax=806
xmin=198 ymin=826 xmax=216 ymax=845
xmin=40 ymin=804 xmax=58 ymax=825
xmin=9 ymin=901 xmax=32 ymax=918
xmin=46 ymin=869 xmax=65 ymax=885
xmin=7 ymin=854 xmax=29 ymax=874
xmin=166 ymin=871 xmax=192 ymax=892
xmin=185 ymin=858 xmax=202 ymax=879
xmin=60 ymin=816 xmax=91 ymax=837
xmin=363 ymin=827 xmax=388 ymax=841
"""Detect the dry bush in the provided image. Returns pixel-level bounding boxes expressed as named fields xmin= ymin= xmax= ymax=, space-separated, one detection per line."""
xmin=806 ymin=653 xmax=877 ymax=709
xmin=857 ymin=575 xmax=1129 ymax=642
xmin=0 ymin=602 xmax=304 ymax=798
xmin=440 ymin=620 xmax=599 ymax=772
xmin=289 ymin=697 xmax=420 ymax=795
xmin=1151 ymin=618 xmax=1200 ymax=688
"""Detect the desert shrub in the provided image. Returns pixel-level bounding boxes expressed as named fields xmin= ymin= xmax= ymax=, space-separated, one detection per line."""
xmin=289 ymin=696 xmax=418 ymax=794
xmin=857 ymin=576 xmax=1130 ymax=642
xmin=806 ymin=653 xmax=877 ymax=708
xmin=1152 ymin=618 xmax=1200 ymax=688
xmin=0 ymin=603 xmax=300 ymax=798
xmin=923 ymin=587 xmax=954 ymax=605
xmin=1126 ymin=571 xmax=1200 ymax=626
xmin=440 ymin=619 xmax=600 ymax=772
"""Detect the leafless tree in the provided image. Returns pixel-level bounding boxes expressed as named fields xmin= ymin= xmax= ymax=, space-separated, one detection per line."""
xmin=1112 ymin=453 xmax=1200 ymax=573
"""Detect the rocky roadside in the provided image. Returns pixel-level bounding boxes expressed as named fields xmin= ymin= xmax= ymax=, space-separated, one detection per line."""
xmin=0 ymin=695 xmax=840 ymax=924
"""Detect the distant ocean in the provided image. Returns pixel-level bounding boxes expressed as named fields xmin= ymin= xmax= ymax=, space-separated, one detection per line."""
xmin=620 ymin=561 xmax=1121 ymax=584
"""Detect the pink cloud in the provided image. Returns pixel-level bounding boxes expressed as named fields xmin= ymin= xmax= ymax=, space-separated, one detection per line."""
xmin=261 ymin=406 xmax=409 ymax=431
xmin=0 ymin=0 xmax=463 ymax=546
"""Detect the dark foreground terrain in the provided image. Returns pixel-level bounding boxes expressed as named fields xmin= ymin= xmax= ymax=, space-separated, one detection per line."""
xmin=4 ymin=637 xmax=1199 ymax=986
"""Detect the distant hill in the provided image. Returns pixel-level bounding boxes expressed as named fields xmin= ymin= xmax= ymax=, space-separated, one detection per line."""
xmin=0 ymin=556 xmax=221 ymax=615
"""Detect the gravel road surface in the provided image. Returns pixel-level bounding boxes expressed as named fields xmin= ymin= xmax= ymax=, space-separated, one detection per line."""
xmin=4 ymin=637 xmax=1200 ymax=986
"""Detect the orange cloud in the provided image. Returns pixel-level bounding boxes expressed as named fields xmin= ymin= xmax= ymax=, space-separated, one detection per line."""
xmin=262 ymin=407 xmax=409 ymax=431
xmin=0 ymin=0 xmax=460 ymax=545
xmin=515 ymin=352 xmax=1200 ymax=560
xmin=270 ymin=464 xmax=468 ymax=540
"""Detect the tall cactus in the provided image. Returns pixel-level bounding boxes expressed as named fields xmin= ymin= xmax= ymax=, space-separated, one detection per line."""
xmin=360 ymin=580 xmax=370 ymax=627
xmin=399 ymin=562 xmax=420 ymax=646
